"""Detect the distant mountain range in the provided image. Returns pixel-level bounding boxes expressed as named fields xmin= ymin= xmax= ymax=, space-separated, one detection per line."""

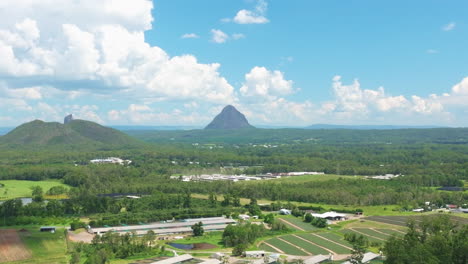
xmin=305 ymin=124 xmax=444 ymax=130
xmin=205 ymin=105 xmax=254 ymax=129
xmin=0 ymin=119 xmax=140 ymax=150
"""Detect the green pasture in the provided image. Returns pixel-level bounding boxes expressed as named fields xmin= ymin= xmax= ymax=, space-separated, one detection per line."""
xmin=0 ymin=180 xmax=70 ymax=200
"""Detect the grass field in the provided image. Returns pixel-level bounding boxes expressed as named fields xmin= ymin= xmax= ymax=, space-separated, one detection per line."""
xmin=1 ymin=228 xmax=68 ymax=264
xmin=0 ymin=180 xmax=70 ymax=200
xmin=277 ymin=216 xmax=318 ymax=231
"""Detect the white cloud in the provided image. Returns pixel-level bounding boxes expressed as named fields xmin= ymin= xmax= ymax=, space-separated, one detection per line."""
xmin=0 ymin=0 xmax=235 ymax=104
xmin=240 ymin=66 xmax=294 ymax=99
xmin=210 ymin=29 xmax=229 ymax=43
xmin=233 ymin=0 xmax=269 ymax=24
xmin=442 ymin=22 xmax=456 ymax=31
xmin=451 ymin=77 xmax=468 ymax=95
xmin=181 ymin=33 xmax=199 ymax=39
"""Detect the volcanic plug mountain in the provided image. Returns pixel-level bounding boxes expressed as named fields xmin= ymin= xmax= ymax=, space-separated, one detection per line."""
xmin=205 ymin=105 xmax=254 ymax=129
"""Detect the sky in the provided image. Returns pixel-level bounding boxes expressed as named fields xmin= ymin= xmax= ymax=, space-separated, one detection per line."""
xmin=0 ymin=0 xmax=468 ymax=127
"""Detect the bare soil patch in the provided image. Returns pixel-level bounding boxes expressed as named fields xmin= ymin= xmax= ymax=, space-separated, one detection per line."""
xmin=0 ymin=229 xmax=32 ymax=263
xmin=192 ymin=243 xmax=217 ymax=250
xmin=67 ymin=230 xmax=94 ymax=243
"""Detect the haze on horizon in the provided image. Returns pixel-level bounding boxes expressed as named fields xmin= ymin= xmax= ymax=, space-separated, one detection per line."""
xmin=0 ymin=0 xmax=468 ymax=127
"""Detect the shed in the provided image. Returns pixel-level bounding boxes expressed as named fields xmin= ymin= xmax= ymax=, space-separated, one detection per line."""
xmin=40 ymin=226 xmax=56 ymax=233
xmin=245 ymin=251 xmax=266 ymax=258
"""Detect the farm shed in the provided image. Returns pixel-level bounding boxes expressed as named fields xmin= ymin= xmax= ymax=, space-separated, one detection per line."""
xmin=40 ymin=226 xmax=56 ymax=232
xmin=245 ymin=251 xmax=266 ymax=258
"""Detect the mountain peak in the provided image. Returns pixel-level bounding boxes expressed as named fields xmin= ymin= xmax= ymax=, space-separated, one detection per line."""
xmin=205 ymin=105 xmax=254 ymax=129
xmin=64 ymin=114 xmax=74 ymax=124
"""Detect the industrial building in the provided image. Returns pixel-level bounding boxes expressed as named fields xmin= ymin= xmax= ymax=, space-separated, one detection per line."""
xmin=88 ymin=217 xmax=236 ymax=236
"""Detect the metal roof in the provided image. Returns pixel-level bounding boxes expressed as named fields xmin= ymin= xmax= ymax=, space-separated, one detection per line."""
xmin=149 ymin=254 xmax=193 ymax=264
xmin=90 ymin=217 xmax=236 ymax=233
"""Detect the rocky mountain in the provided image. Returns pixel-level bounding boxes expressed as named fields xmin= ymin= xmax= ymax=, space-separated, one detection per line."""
xmin=205 ymin=105 xmax=254 ymax=129
xmin=0 ymin=118 xmax=141 ymax=150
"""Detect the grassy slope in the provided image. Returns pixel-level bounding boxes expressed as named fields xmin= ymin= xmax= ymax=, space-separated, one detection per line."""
xmin=0 ymin=180 xmax=70 ymax=200
xmin=1 ymin=228 xmax=68 ymax=264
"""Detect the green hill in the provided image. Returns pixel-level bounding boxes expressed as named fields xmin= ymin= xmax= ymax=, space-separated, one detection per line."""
xmin=0 ymin=119 xmax=141 ymax=150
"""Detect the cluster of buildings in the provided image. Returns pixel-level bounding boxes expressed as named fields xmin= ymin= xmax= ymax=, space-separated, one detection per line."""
xmin=87 ymin=217 xmax=236 ymax=237
xmin=170 ymin=172 xmax=325 ymax=182
xmin=89 ymin=157 xmax=132 ymax=165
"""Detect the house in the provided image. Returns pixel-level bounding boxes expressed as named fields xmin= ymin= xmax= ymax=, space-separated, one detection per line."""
xmin=244 ymin=251 xmax=266 ymax=258
xmin=279 ymin=209 xmax=291 ymax=215
xmin=40 ymin=226 xmax=56 ymax=233
xmin=412 ymin=208 xmax=424 ymax=212
xmin=446 ymin=204 xmax=458 ymax=209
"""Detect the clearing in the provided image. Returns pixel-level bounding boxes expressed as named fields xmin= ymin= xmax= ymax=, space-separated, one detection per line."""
xmin=0 ymin=180 xmax=70 ymax=200
xmin=0 ymin=229 xmax=31 ymax=263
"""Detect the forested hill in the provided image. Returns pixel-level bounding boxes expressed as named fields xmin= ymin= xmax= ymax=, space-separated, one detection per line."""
xmin=0 ymin=119 xmax=142 ymax=150
xmin=126 ymin=127 xmax=468 ymax=145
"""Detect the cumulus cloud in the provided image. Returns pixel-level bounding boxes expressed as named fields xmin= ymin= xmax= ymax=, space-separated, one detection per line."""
xmin=210 ymin=29 xmax=229 ymax=43
xmin=240 ymin=66 xmax=294 ymax=99
xmin=233 ymin=0 xmax=269 ymax=24
xmin=0 ymin=0 xmax=235 ymax=104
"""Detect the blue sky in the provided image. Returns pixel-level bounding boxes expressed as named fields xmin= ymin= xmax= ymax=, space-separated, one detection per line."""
xmin=0 ymin=0 xmax=468 ymax=127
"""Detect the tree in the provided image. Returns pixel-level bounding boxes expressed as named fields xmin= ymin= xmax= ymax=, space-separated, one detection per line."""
xmin=191 ymin=222 xmax=204 ymax=236
xmin=232 ymin=243 xmax=248 ymax=256
xmin=31 ymin=186 xmax=44 ymax=202
xmin=304 ymin=213 xmax=313 ymax=223
xmin=384 ymin=216 xmax=468 ymax=264
xmin=348 ymin=234 xmax=368 ymax=264
xmin=70 ymin=251 xmax=80 ymax=264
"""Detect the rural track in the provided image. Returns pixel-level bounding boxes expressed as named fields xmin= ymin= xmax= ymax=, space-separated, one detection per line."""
xmin=277 ymin=218 xmax=305 ymax=231
xmin=292 ymin=234 xmax=336 ymax=255
xmin=348 ymin=228 xmax=385 ymax=241
xmin=261 ymin=242 xmax=285 ymax=254
xmin=277 ymin=237 xmax=313 ymax=255
xmin=310 ymin=233 xmax=353 ymax=250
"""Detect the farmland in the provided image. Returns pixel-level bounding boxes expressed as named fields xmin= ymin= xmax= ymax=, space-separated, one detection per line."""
xmin=365 ymin=215 xmax=468 ymax=227
xmin=0 ymin=229 xmax=31 ymax=263
xmin=277 ymin=216 xmax=318 ymax=231
xmin=0 ymin=227 xmax=67 ymax=264
xmin=0 ymin=180 xmax=70 ymax=200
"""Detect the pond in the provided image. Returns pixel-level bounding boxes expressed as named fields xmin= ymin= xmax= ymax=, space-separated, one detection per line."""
xmin=168 ymin=243 xmax=217 ymax=250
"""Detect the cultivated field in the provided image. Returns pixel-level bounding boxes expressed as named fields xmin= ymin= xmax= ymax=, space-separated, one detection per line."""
xmin=0 ymin=180 xmax=70 ymax=200
xmin=365 ymin=215 xmax=468 ymax=227
xmin=0 ymin=229 xmax=31 ymax=263
xmin=339 ymin=227 xmax=405 ymax=245
xmin=260 ymin=231 xmax=353 ymax=256
xmin=277 ymin=216 xmax=318 ymax=231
